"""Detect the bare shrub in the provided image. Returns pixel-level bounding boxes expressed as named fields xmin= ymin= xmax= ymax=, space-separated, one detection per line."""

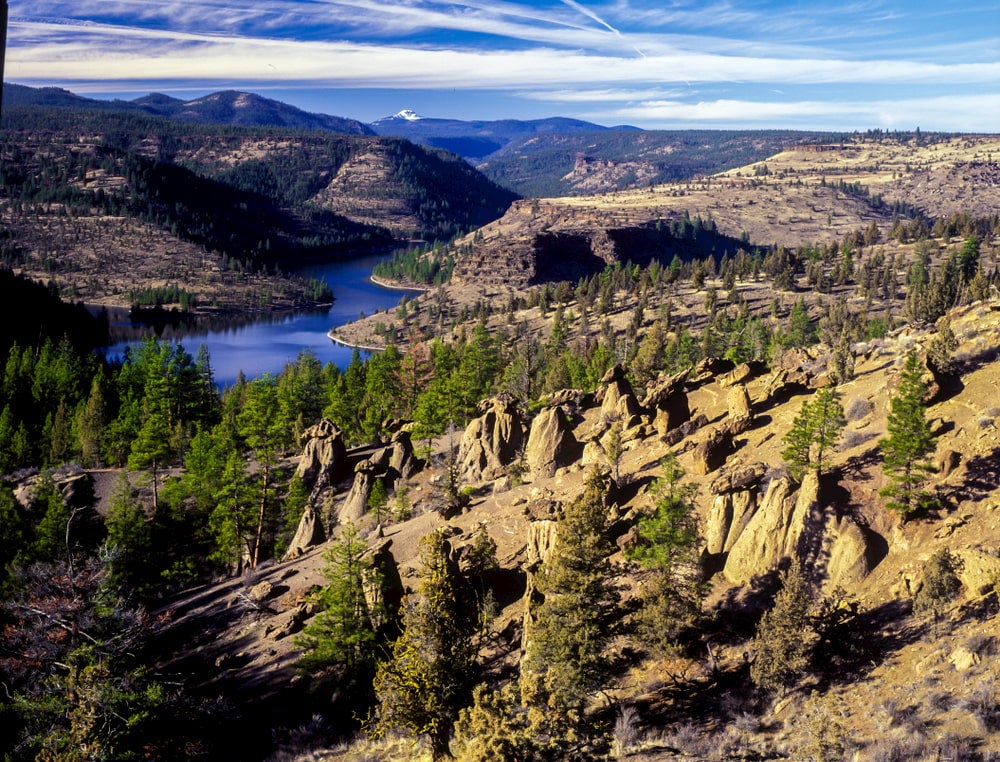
xmin=962 ymin=679 xmax=1000 ymax=732
xmin=839 ymin=428 xmax=875 ymax=451
xmin=266 ymin=715 xmax=330 ymax=762
xmin=965 ymin=633 xmax=995 ymax=656
xmin=613 ymin=705 xmax=641 ymax=754
xmin=865 ymin=735 xmax=930 ymax=762
xmin=934 ymin=734 xmax=982 ymax=762
xmin=662 ymin=723 xmax=711 ymax=757
xmin=845 ymin=397 xmax=873 ymax=421
xmin=927 ymin=689 xmax=953 ymax=712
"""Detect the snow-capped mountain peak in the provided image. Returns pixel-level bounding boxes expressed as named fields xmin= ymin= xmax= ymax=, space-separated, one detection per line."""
xmin=377 ymin=109 xmax=423 ymax=123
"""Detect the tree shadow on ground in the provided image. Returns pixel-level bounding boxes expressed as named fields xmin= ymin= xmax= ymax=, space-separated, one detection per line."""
xmin=811 ymin=598 xmax=924 ymax=690
xmin=946 ymin=445 xmax=1000 ymax=505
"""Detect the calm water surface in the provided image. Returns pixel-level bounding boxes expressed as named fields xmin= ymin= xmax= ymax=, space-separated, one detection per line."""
xmin=106 ymin=253 xmax=419 ymax=387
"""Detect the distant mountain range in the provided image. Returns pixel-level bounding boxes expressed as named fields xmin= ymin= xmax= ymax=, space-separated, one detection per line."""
xmin=3 ymin=84 xmax=825 ymax=197
xmin=4 ymin=84 xmax=374 ymax=135
xmin=369 ymin=109 xmax=638 ymax=162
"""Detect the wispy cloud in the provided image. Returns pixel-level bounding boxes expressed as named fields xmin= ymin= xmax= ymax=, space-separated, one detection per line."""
xmin=601 ymin=93 xmax=1000 ymax=131
xmin=7 ymin=0 xmax=999 ymax=130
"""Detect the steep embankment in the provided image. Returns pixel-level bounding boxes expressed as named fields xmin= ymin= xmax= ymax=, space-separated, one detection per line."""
xmin=152 ymin=297 xmax=1000 ymax=759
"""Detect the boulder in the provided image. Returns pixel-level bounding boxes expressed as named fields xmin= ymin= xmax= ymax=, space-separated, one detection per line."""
xmin=693 ymin=357 xmax=735 ymax=379
xmin=282 ymin=505 xmax=326 ymax=561
xmin=388 ymin=430 xmax=421 ymax=482
xmin=690 ymin=428 xmax=735 ymax=475
xmin=824 ymin=515 xmax=879 ymax=590
xmin=953 ymin=547 xmax=1000 ymax=596
xmin=457 ymin=394 xmax=525 ymax=483
xmin=935 ymin=449 xmax=961 ymax=479
xmin=296 ymin=418 xmax=347 ymax=490
xmin=727 ymin=384 xmax=754 ymax=421
xmin=525 ymin=406 xmax=581 ymax=479
xmin=663 ymin=413 xmax=709 ymax=446
xmin=643 ymin=369 xmax=693 ymax=437
xmin=247 ymin=580 xmax=274 ymax=603
xmin=756 ymin=368 xmax=811 ymax=407
xmin=717 ymin=362 xmax=752 ymax=389
xmin=708 ymin=462 xmax=767 ymax=495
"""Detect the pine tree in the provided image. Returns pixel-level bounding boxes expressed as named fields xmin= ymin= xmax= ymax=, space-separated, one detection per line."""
xmin=296 ymin=523 xmax=379 ymax=695
xmin=879 ymin=350 xmax=937 ymax=519
xmin=781 ymin=387 xmax=845 ymax=480
xmin=749 ymin=562 xmax=815 ymax=694
xmin=370 ymin=529 xmax=477 ymax=760
xmin=521 ymin=468 xmax=619 ymax=749
xmin=626 ymin=455 xmax=703 ymax=653
xmin=103 ymin=472 xmax=154 ymax=599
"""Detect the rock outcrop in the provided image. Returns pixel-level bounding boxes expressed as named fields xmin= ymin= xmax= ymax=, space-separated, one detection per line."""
xmin=642 ymin=369 xmax=692 ymax=437
xmin=457 ymin=394 xmax=525 ymax=483
xmin=597 ymin=364 xmax=644 ymax=428
xmin=690 ymin=428 xmax=736 ymax=475
xmin=282 ymin=505 xmax=326 ymax=560
xmin=727 ymin=384 xmax=753 ymax=422
xmin=296 ymin=419 xmax=347 ymax=490
xmin=388 ymin=430 xmax=421 ymax=482
xmin=338 ymin=462 xmax=377 ymax=524
xmin=526 ymin=405 xmax=581 ymax=479
xmin=723 ymin=474 xmax=817 ymax=584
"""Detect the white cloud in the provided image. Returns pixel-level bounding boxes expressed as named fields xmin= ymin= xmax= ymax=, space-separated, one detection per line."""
xmin=10 ymin=18 xmax=1000 ymax=91
xmin=600 ymin=94 xmax=1000 ymax=131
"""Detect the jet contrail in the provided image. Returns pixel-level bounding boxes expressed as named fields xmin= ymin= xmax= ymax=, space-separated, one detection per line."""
xmin=559 ymin=0 xmax=622 ymax=37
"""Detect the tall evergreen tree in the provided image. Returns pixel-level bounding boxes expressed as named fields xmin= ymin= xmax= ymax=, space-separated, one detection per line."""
xmin=626 ymin=455 xmax=703 ymax=653
xmin=296 ymin=523 xmax=380 ymax=696
xmin=879 ymin=350 xmax=937 ymax=519
xmin=369 ymin=529 xmax=477 ymax=760
xmin=781 ymin=387 xmax=845 ymax=481
xmin=749 ymin=562 xmax=814 ymax=694
xmin=521 ymin=468 xmax=619 ymax=751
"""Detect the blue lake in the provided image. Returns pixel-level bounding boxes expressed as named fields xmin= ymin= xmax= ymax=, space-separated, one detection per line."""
xmin=105 ymin=253 xmax=420 ymax=387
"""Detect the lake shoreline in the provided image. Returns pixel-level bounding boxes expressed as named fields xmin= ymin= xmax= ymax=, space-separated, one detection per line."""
xmin=368 ymin=274 xmax=431 ymax=292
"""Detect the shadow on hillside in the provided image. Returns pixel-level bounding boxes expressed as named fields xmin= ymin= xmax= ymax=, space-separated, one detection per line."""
xmin=705 ymin=568 xmax=784 ymax=644
xmin=812 ymin=598 xmax=921 ymax=689
xmin=949 ymin=445 xmax=1000 ymax=505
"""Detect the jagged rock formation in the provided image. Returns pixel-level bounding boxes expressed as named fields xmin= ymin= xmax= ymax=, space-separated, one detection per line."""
xmin=521 ymin=519 xmax=559 ymax=649
xmin=388 ymin=430 xmax=421 ymax=482
xmin=691 ymin=428 xmax=736 ymax=475
xmin=364 ymin=538 xmax=404 ymax=626
xmin=727 ymin=383 xmax=754 ymax=422
xmin=705 ymin=463 xmax=767 ymax=556
xmin=335 ymin=430 xmax=424 ymax=526
xmin=457 ymin=394 xmax=525 ymax=483
xmin=339 ymin=461 xmax=378 ymax=525
xmin=282 ymin=505 xmax=326 ymax=561
xmin=642 ymin=369 xmax=692 ymax=437
xmin=723 ymin=475 xmax=805 ymax=584
xmin=596 ymin=364 xmax=645 ymax=430
xmin=525 ymin=405 xmax=581 ymax=479
xmin=295 ymin=419 xmax=348 ymax=491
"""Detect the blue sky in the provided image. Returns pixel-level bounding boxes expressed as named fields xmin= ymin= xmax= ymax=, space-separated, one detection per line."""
xmin=6 ymin=0 xmax=999 ymax=130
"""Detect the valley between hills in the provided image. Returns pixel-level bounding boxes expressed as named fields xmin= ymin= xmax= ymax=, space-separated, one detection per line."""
xmin=1 ymin=96 xmax=1000 ymax=761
